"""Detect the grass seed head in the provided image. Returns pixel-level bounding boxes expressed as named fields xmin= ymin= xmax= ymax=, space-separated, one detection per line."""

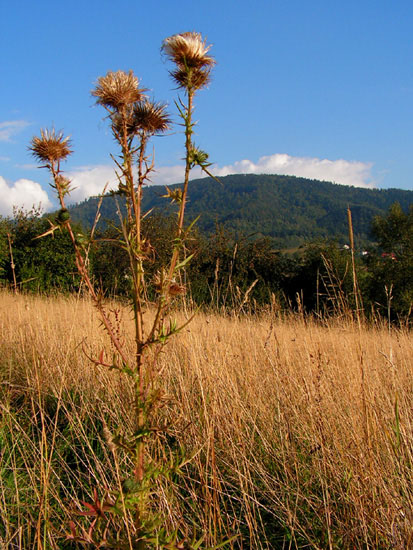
xmin=30 ymin=129 xmax=72 ymax=164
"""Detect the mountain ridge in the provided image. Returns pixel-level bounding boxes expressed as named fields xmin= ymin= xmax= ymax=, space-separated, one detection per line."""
xmin=68 ymin=173 xmax=413 ymax=248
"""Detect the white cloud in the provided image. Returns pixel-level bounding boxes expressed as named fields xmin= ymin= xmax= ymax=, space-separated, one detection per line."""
xmin=66 ymin=164 xmax=202 ymax=203
xmin=0 ymin=152 xmax=374 ymax=219
xmin=66 ymin=165 xmax=119 ymax=203
xmin=0 ymin=120 xmax=30 ymax=142
xmin=152 ymin=165 xmax=198 ymax=186
xmin=154 ymin=153 xmax=374 ymax=189
xmin=0 ymin=176 xmax=52 ymax=216
xmin=62 ymin=153 xmax=374 ymax=204
xmin=214 ymin=153 xmax=375 ymax=188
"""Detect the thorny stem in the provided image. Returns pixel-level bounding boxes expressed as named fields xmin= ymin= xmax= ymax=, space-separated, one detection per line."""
xmin=53 ymin=134 xmax=148 ymax=535
xmin=7 ymin=233 xmax=18 ymax=294
xmin=118 ymin=112 xmax=148 ymax=532
xmin=147 ymin=89 xmax=194 ymax=346
xmin=33 ymin=47 xmax=214 ymax=546
xmin=132 ymin=140 xmax=148 ymax=538
xmin=50 ymin=162 xmax=129 ymax=366
xmin=168 ymin=89 xmax=194 ymax=282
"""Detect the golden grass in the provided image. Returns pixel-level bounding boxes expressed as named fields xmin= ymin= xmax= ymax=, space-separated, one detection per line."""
xmin=1 ymin=291 xmax=412 ymax=549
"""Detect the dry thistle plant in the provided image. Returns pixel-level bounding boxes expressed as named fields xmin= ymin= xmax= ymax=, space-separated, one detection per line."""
xmin=29 ymin=32 xmax=227 ymax=550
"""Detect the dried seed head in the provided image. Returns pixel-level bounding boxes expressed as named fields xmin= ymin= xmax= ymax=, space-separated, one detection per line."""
xmin=110 ymin=100 xmax=170 ymax=140
xmin=30 ymin=129 xmax=72 ymax=164
xmin=153 ymin=273 xmax=186 ymax=296
xmin=168 ymin=281 xmax=186 ymax=297
xmin=162 ymin=32 xmax=215 ymax=70
xmin=131 ymin=100 xmax=171 ymax=135
xmin=102 ymin=420 xmax=117 ymax=453
xmin=92 ymin=70 xmax=146 ymax=110
xmin=162 ymin=32 xmax=215 ymax=91
xmin=170 ymin=67 xmax=211 ymax=91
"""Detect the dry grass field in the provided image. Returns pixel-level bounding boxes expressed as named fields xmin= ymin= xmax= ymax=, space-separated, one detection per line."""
xmin=0 ymin=290 xmax=412 ymax=549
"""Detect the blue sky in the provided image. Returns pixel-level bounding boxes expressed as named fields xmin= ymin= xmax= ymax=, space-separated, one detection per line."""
xmin=1 ymin=0 xmax=413 ymax=215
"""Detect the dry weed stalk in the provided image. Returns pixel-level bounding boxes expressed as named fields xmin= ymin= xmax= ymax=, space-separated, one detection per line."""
xmin=28 ymin=32 xmax=227 ymax=550
xmin=6 ymin=233 xmax=18 ymax=294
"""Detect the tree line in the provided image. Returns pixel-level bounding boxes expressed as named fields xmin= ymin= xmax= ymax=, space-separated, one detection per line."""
xmin=1 ymin=202 xmax=412 ymax=320
xmin=69 ymin=174 xmax=413 ymax=248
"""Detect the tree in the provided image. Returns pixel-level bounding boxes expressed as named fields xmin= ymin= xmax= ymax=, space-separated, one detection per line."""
xmin=368 ymin=202 xmax=413 ymax=318
xmin=5 ymin=208 xmax=78 ymax=293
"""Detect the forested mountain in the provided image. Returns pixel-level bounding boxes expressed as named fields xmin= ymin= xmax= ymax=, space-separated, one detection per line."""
xmin=68 ymin=174 xmax=413 ymax=247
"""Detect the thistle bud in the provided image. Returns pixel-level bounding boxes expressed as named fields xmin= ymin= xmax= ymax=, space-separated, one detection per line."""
xmin=57 ymin=208 xmax=70 ymax=224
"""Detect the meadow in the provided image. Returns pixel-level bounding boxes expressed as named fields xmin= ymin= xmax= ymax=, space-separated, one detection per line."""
xmin=1 ymin=290 xmax=412 ymax=549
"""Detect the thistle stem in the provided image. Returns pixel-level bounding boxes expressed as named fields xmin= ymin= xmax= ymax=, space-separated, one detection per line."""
xmin=168 ymin=89 xmax=194 ymax=282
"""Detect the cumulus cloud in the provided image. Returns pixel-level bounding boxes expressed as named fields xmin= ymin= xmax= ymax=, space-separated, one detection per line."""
xmin=153 ymin=164 xmax=202 ymax=186
xmin=60 ymin=153 xmax=374 ymax=204
xmin=0 ymin=120 xmax=30 ymax=142
xmin=66 ymin=165 xmax=119 ymax=203
xmin=0 ymin=176 xmax=52 ymax=216
xmin=156 ymin=153 xmax=374 ymax=189
xmin=214 ymin=153 xmax=375 ymax=188
xmin=66 ymin=164 xmax=203 ymax=203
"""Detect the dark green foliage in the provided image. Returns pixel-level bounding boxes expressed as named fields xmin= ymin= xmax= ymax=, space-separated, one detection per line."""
xmin=90 ymin=222 xmax=300 ymax=308
xmin=186 ymin=228 xmax=299 ymax=308
xmin=288 ymin=241 xmax=360 ymax=314
xmin=367 ymin=202 xmax=413 ymax=318
xmin=0 ymin=384 xmax=110 ymax=549
xmin=65 ymin=176 xmax=413 ymax=320
xmin=90 ymin=215 xmax=182 ymax=297
xmin=4 ymin=208 xmax=79 ymax=292
xmin=371 ymin=201 xmax=413 ymax=254
xmin=69 ymin=174 xmax=413 ymax=248
xmin=0 ymin=216 xmax=12 ymax=279
xmin=4 ymin=199 xmax=413 ymax=322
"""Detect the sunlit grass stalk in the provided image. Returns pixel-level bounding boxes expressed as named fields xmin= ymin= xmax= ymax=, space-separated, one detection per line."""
xmin=2 ymin=291 xmax=413 ymax=548
xmin=347 ymin=206 xmax=363 ymax=328
xmin=6 ymin=233 xmax=18 ymax=294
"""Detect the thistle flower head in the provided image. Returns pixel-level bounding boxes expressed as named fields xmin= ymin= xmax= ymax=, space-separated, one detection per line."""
xmin=92 ymin=70 xmax=146 ymax=110
xmin=131 ymin=100 xmax=171 ymax=136
xmin=30 ymin=129 xmax=72 ymax=164
xmin=162 ymin=32 xmax=214 ymax=69
xmin=170 ymin=67 xmax=211 ymax=91
xmin=162 ymin=32 xmax=215 ymax=91
xmin=111 ymin=100 xmax=171 ymax=139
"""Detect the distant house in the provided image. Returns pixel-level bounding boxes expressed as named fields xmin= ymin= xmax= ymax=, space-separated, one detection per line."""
xmin=381 ymin=252 xmax=397 ymax=261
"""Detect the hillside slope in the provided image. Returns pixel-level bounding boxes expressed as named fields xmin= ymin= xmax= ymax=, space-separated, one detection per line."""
xmin=68 ymin=174 xmax=413 ymax=247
